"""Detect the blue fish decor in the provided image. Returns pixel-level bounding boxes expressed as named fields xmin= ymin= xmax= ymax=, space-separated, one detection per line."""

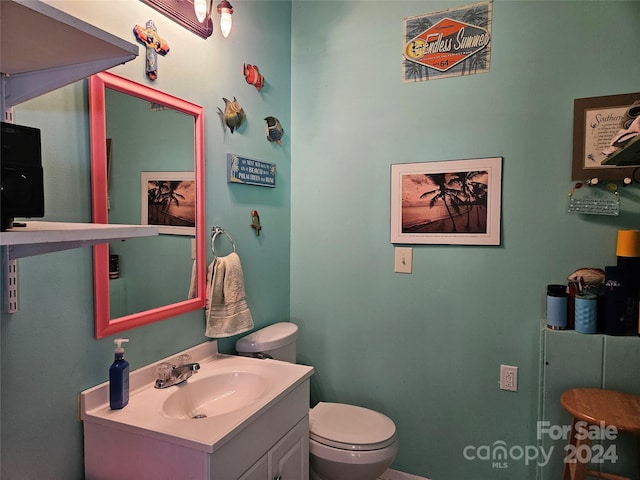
xmin=264 ymin=116 xmax=284 ymax=144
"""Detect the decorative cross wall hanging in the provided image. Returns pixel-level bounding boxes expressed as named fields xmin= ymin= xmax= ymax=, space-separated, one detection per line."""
xmin=133 ymin=20 xmax=170 ymax=81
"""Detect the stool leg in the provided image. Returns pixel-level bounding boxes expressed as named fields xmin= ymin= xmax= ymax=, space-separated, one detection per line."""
xmin=563 ymin=417 xmax=591 ymax=480
xmin=636 ymin=437 xmax=639 ymax=480
xmin=563 ymin=417 xmax=578 ymax=480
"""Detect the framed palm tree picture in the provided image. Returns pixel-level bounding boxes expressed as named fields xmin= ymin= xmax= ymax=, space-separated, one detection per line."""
xmin=390 ymin=157 xmax=502 ymax=245
xmin=141 ymin=172 xmax=196 ymax=235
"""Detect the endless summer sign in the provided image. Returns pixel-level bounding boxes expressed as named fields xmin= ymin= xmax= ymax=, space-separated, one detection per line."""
xmin=402 ymin=2 xmax=492 ymax=82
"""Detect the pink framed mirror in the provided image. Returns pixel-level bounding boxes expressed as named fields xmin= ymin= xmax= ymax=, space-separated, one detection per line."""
xmin=89 ymin=72 xmax=206 ymax=338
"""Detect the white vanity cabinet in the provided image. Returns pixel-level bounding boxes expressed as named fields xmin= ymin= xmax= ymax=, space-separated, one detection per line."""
xmin=206 ymin=380 xmax=310 ymax=479
xmin=239 ymin=417 xmax=309 ymax=480
xmin=82 ymin=348 xmax=314 ymax=480
xmin=84 ymin=379 xmax=310 ymax=480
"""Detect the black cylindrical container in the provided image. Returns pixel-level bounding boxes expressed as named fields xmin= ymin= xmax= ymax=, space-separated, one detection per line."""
xmin=604 ymin=266 xmax=626 ymax=335
xmin=616 ymin=256 xmax=640 ymax=334
xmin=109 ymin=254 xmax=120 ymax=279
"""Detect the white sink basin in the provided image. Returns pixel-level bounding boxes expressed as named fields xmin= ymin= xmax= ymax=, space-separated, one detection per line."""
xmin=162 ymin=371 xmax=268 ymax=419
xmin=80 ymin=344 xmax=314 ymax=452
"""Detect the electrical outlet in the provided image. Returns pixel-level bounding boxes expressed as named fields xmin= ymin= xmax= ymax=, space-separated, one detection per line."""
xmin=394 ymin=247 xmax=412 ymax=273
xmin=500 ymin=365 xmax=518 ymax=392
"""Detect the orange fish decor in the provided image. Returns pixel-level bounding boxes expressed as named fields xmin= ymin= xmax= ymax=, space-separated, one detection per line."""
xmin=243 ymin=64 xmax=264 ymax=91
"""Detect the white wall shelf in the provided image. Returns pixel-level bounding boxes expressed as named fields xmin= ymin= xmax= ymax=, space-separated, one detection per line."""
xmin=1 ymin=222 xmax=158 ymax=260
xmin=601 ymin=135 xmax=640 ymax=167
xmin=0 ymin=0 xmax=140 ymax=313
xmin=0 ymin=0 xmax=138 ymax=114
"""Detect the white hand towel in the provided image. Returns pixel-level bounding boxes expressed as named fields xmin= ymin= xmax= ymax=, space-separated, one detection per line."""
xmin=187 ymin=260 xmax=197 ymax=299
xmin=205 ymin=252 xmax=253 ymax=338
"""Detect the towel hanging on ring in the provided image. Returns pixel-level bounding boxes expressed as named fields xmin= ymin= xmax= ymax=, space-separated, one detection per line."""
xmin=205 ymin=227 xmax=253 ymax=338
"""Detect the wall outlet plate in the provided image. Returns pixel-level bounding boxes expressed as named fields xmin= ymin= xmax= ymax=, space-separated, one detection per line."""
xmin=500 ymin=364 xmax=518 ymax=392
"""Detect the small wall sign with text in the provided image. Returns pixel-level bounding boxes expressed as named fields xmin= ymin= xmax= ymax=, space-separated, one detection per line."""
xmin=227 ymin=154 xmax=276 ymax=188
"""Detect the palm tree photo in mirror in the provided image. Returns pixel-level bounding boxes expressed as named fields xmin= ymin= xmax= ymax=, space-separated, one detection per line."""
xmin=141 ymin=172 xmax=196 ymax=235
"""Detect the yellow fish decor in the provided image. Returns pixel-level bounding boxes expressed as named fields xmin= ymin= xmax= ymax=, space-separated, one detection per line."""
xmin=133 ymin=20 xmax=170 ymax=81
xmin=251 ymin=210 xmax=262 ymax=236
xmin=217 ymin=97 xmax=246 ymax=134
xmin=243 ymin=64 xmax=264 ymax=91
xmin=264 ymin=116 xmax=284 ymax=144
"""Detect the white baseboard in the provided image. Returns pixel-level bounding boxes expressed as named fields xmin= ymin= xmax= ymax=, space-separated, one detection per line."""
xmin=378 ymin=468 xmax=431 ymax=480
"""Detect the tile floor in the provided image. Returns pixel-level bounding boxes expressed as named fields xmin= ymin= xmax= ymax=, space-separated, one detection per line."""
xmin=377 ymin=469 xmax=429 ymax=480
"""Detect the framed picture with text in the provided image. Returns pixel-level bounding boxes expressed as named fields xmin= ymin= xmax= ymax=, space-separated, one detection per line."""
xmin=572 ymin=92 xmax=640 ymax=181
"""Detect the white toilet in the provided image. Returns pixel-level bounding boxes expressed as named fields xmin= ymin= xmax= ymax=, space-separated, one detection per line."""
xmin=236 ymin=322 xmax=398 ymax=480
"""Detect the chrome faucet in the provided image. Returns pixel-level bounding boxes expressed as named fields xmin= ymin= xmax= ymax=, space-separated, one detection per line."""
xmin=154 ymin=362 xmax=200 ymax=389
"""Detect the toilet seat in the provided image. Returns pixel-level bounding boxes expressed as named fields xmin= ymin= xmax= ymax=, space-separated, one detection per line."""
xmin=309 ymin=402 xmax=397 ymax=451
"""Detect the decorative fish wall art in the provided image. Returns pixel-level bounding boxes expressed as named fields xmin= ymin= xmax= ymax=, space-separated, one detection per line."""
xmin=243 ymin=64 xmax=264 ymax=91
xmin=251 ymin=210 xmax=262 ymax=236
xmin=264 ymin=116 xmax=284 ymax=144
xmin=217 ymin=97 xmax=246 ymax=133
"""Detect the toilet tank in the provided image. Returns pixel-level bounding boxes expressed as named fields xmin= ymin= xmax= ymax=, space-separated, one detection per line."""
xmin=235 ymin=322 xmax=298 ymax=362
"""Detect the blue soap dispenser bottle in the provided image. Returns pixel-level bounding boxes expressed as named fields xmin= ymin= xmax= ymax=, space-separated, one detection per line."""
xmin=109 ymin=338 xmax=130 ymax=410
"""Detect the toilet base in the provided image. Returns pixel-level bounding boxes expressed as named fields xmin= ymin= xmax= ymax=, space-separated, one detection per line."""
xmin=310 ymin=455 xmax=394 ymax=480
xmin=309 ymin=439 xmax=397 ymax=480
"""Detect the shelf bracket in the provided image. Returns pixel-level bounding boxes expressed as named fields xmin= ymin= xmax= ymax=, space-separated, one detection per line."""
xmin=2 ymin=247 xmax=18 ymax=313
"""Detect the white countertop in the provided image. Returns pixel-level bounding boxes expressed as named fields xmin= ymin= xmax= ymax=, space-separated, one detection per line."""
xmin=80 ymin=341 xmax=314 ymax=454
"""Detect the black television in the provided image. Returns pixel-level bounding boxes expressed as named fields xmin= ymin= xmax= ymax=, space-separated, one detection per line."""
xmin=1 ymin=122 xmax=45 ymax=231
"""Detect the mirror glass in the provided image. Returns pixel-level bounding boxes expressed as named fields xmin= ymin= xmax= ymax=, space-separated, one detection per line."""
xmin=89 ymin=72 xmax=205 ymax=338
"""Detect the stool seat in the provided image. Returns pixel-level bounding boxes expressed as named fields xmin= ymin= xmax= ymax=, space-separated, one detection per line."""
xmin=560 ymin=388 xmax=640 ymax=480
xmin=561 ymin=388 xmax=640 ymax=435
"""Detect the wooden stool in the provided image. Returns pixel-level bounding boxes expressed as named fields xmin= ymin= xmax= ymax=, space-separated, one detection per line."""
xmin=560 ymin=388 xmax=640 ymax=480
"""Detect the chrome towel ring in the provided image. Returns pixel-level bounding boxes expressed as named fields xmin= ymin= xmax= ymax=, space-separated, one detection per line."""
xmin=211 ymin=226 xmax=237 ymax=261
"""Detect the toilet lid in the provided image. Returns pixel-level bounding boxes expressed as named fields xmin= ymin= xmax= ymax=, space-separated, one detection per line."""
xmin=309 ymin=402 xmax=396 ymax=451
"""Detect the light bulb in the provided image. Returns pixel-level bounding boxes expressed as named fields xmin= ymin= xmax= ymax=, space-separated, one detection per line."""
xmin=216 ymin=0 xmax=233 ymax=38
xmin=194 ymin=0 xmax=207 ymax=23
xmin=220 ymin=12 xmax=232 ymax=37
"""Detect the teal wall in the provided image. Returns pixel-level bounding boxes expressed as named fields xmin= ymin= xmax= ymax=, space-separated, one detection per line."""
xmin=290 ymin=1 xmax=640 ymax=479
xmin=2 ymin=1 xmax=640 ymax=479
xmin=1 ymin=1 xmax=291 ymax=478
